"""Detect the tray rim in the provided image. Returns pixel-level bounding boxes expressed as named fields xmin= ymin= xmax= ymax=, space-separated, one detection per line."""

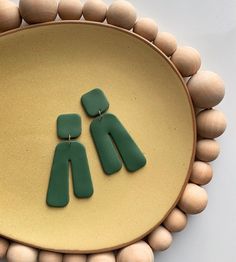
xmin=0 ymin=20 xmax=197 ymax=254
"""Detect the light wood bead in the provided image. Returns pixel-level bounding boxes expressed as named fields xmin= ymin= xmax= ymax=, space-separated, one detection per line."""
xmin=87 ymin=252 xmax=115 ymax=262
xmin=117 ymin=241 xmax=154 ymax=262
xmin=196 ymin=139 xmax=220 ymax=162
xmin=133 ymin=18 xmax=158 ymax=41
xmin=190 ymin=161 xmax=213 ymax=185
xmin=7 ymin=243 xmax=38 ymax=262
xmin=19 ymin=0 xmax=58 ymax=24
xmin=58 ymin=0 xmax=82 ymax=20
xmin=154 ymin=32 xmax=177 ymax=56
xmin=163 ymin=208 xmax=187 ymax=232
xmin=197 ymin=109 xmax=227 ymax=138
xmin=178 ymin=183 xmax=208 ymax=214
xmin=188 ymin=71 xmax=225 ymax=108
xmin=39 ymin=251 xmax=63 ymax=262
xmin=63 ymin=254 xmax=87 ymax=262
xmin=148 ymin=226 xmax=172 ymax=251
xmin=171 ymin=46 xmax=201 ymax=77
xmin=0 ymin=0 xmax=22 ymax=33
xmin=107 ymin=0 xmax=137 ymax=30
xmin=0 ymin=237 xmax=9 ymax=258
xmin=83 ymin=0 xmax=107 ymax=22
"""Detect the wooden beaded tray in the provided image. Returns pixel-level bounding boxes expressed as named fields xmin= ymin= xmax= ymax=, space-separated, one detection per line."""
xmin=0 ymin=21 xmax=195 ymax=253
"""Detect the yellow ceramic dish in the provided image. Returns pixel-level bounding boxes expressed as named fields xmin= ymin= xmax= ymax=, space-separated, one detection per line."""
xmin=0 ymin=22 xmax=195 ymax=253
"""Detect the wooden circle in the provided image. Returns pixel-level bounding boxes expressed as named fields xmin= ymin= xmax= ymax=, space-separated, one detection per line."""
xmin=188 ymin=71 xmax=225 ymax=108
xmin=0 ymin=237 xmax=9 ymax=259
xmin=196 ymin=139 xmax=220 ymax=162
xmin=178 ymin=183 xmax=208 ymax=214
xmin=19 ymin=0 xmax=58 ymax=24
xmin=58 ymin=0 xmax=83 ymax=20
xmin=117 ymin=241 xmax=154 ymax=262
xmin=133 ymin=18 xmax=158 ymax=41
xmin=107 ymin=0 xmax=137 ymax=30
xmin=190 ymin=161 xmax=213 ymax=185
xmin=83 ymin=0 xmax=107 ymax=22
xmin=7 ymin=243 xmax=38 ymax=262
xmin=147 ymin=226 xmax=173 ymax=251
xmin=171 ymin=46 xmax=201 ymax=77
xmin=163 ymin=208 xmax=187 ymax=232
xmin=197 ymin=109 xmax=227 ymax=138
xmin=0 ymin=22 xmax=195 ymax=253
xmin=154 ymin=32 xmax=177 ymax=57
xmin=0 ymin=0 xmax=22 ymax=33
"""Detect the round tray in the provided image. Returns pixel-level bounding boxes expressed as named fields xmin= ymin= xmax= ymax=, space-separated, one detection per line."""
xmin=0 ymin=21 xmax=195 ymax=253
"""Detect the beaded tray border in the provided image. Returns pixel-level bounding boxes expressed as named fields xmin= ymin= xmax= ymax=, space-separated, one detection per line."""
xmin=0 ymin=0 xmax=226 ymax=261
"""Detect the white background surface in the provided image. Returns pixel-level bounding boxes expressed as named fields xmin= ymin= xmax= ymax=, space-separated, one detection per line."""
xmin=1 ymin=0 xmax=236 ymax=261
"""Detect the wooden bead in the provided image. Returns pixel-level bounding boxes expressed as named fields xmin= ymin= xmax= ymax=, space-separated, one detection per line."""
xmin=63 ymin=254 xmax=87 ymax=262
xmin=148 ymin=226 xmax=172 ymax=251
xmin=178 ymin=183 xmax=208 ymax=214
xmin=39 ymin=251 xmax=63 ymax=262
xmin=196 ymin=139 xmax=220 ymax=162
xmin=188 ymin=71 xmax=225 ymax=108
xmin=117 ymin=241 xmax=154 ymax=262
xmin=19 ymin=0 xmax=58 ymax=24
xmin=83 ymin=0 xmax=107 ymax=22
xmin=197 ymin=109 xmax=227 ymax=138
xmin=58 ymin=0 xmax=82 ymax=20
xmin=190 ymin=161 xmax=213 ymax=185
xmin=0 ymin=237 xmax=9 ymax=258
xmin=154 ymin=32 xmax=177 ymax=56
xmin=0 ymin=0 xmax=22 ymax=33
xmin=133 ymin=18 xmax=158 ymax=41
xmin=87 ymin=252 xmax=115 ymax=262
xmin=163 ymin=208 xmax=187 ymax=232
xmin=171 ymin=46 xmax=201 ymax=77
xmin=7 ymin=243 xmax=38 ymax=262
xmin=107 ymin=0 xmax=137 ymax=30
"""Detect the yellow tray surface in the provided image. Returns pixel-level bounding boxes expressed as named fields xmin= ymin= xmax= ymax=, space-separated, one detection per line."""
xmin=0 ymin=22 xmax=195 ymax=253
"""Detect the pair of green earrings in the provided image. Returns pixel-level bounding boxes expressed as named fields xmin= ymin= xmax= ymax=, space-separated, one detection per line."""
xmin=47 ymin=89 xmax=147 ymax=208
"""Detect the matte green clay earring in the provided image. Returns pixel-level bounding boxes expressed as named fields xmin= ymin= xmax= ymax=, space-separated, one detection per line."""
xmin=46 ymin=114 xmax=94 ymax=208
xmin=81 ymin=88 xmax=147 ymax=175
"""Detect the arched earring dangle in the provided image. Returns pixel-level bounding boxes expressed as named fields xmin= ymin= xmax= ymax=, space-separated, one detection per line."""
xmin=81 ymin=88 xmax=147 ymax=175
xmin=46 ymin=114 xmax=94 ymax=208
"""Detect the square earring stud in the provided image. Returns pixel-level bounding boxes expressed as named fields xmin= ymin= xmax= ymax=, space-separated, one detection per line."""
xmin=81 ymin=88 xmax=109 ymax=117
xmin=57 ymin=114 xmax=81 ymax=139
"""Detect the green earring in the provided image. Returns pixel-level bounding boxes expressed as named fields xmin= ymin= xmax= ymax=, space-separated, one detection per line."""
xmin=81 ymin=88 xmax=147 ymax=175
xmin=46 ymin=114 xmax=94 ymax=208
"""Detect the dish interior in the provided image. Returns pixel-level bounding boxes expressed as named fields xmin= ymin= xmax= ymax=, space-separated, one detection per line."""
xmin=0 ymin=22 xmax=195 ymax=253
